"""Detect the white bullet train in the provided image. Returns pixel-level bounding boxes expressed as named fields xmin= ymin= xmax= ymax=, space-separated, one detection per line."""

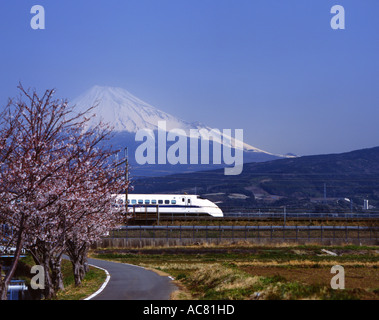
xmin=113 ymin=194 xmax=223 ymax=218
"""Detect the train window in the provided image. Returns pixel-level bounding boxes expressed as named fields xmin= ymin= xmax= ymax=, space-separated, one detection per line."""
xmin=188 ymin=199 xmax=191 ymax=204
xmin=182 ymin=198 xmax=185 ymax=202
xmin=118 ymin=199 xmax=124 ymax=204
xmin=131 ymin=200 xmax=136 ymax=204
xmin=145 ymin=200 xmax=150 ymax=204
xmin=138 ymin=199 xmax=143 ymax=204
xmin=158 ymin=200 xmax=163 ymax=204
xmin=151 ymin=200 xmax=157 ymax=204
xmin=171 ymin=200 xmax=176 ymax=204
xmin=164 ymin=200 xmax=170 ymax=204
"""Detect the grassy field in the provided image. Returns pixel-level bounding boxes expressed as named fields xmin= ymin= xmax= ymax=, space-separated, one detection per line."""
xmin=91 ymin=244 xmax=379 ymax=300
xmin=16 ymin=256 xmax=106 ymax=300
xmin=54 ymin=260 xmax=106 ymax=300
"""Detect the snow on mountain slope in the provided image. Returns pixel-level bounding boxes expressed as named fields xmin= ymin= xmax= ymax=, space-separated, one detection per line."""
xmin=70 ymin=85 xmax=284 ymax=157
xmin=71 ymin=86 xmax=197 ymax=132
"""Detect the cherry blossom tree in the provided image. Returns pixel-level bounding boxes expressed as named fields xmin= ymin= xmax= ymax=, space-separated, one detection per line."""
xmin=0 ymin=85 xmax=126 ymax=299
xmin=28 ymin=130 xmax=125 ymax=292
xmin=0 ymin=85 xmax=80 ymax=299
xmin=64 ymin=155 xmax=124 ymax=286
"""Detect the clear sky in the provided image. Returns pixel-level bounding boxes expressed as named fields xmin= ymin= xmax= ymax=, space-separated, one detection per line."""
xmin=1 ymin=0 xmax=378 ymax=156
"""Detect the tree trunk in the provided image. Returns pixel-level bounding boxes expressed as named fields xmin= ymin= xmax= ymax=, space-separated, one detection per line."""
xmin=71 ymin=252 xmax=87 ymax=286
xmin=50 ymin=254 xmax=64 ymax=292
xmin=42 ymin=254 xmax=55 ymax=300
xmin=0 ymin=280 xmax=8 ymax=301
xmin=73 ymin=260 xmax=84 ymax=286
xmin=29 ymin=245 xmax=57 ymax=300
xmin=66 ymin=240 xmax=90 ymax=286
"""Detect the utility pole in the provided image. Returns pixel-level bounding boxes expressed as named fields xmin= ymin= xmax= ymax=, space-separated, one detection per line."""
xmin=124 ymin=147 xmax=128 ymax=207
xmin=284 ymin=206 xmax=287 ymax=226
xmin=115 ymin=147 xmax=129 ymax=218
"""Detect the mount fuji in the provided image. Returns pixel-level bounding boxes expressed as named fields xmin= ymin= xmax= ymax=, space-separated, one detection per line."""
xmin=71 ymin=86 xmax=290 ymax=177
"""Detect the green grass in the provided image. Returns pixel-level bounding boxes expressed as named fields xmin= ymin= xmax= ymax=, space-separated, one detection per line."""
xmin=15 ymin=255 xmax=107 ymax=300
xmin=54 ymin=260 xmax=106 ymax=300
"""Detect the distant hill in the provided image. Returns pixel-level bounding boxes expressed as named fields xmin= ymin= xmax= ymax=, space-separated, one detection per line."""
xmin=131 ymin=146 xmax=379 ymax=212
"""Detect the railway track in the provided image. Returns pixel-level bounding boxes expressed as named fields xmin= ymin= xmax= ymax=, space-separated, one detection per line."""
xmin=128 ymin=212 xmax=379 ymax=224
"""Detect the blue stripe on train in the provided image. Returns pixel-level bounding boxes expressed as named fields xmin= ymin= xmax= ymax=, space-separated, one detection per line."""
xmin=127 ymin=205 xmax=201 ymax=209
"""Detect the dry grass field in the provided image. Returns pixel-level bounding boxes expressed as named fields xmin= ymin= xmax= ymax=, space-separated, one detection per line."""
xmin=91 ymin=244 xmax=379 ymax=300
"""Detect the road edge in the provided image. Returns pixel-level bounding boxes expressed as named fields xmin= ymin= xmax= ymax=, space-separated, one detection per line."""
xmin=83 ymin=264 xmax=111 ymax=300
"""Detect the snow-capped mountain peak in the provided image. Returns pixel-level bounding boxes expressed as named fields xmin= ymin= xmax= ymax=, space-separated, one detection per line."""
xmin=71 ymin=85 xmax=199 ymax=133
xmin=70 ymin=85 xmax=282 ymax=156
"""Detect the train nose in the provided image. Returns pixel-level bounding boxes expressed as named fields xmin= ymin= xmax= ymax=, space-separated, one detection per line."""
xmin=210 ymin=206 xmax=223 ymax=218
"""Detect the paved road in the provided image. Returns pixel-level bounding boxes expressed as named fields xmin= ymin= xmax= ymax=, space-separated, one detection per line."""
xmin=87 ymin=258 xmax=177 ymax=300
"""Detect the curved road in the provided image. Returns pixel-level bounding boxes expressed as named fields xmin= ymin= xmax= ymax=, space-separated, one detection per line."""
xmin=86 ymin=258 xmax=177 ymax=300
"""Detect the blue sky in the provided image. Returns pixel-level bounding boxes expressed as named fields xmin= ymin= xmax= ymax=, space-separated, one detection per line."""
xmin=1 ymin=0 xmax=378 ymax=156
